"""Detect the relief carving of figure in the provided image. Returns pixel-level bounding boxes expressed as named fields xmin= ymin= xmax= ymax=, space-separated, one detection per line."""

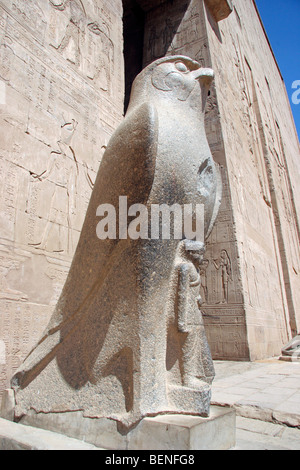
xmin=50 ymin=0 xmax=86 ymax=66
xmin=213 ymin=249 xmax=232 ymax=304
xmin=87 ymin=21 xmax=114 ymax=93
xmin=29 ymin=116 xmax=79 ymax=253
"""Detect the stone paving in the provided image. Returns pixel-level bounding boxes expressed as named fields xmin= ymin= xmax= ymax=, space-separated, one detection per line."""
xmin=1 ymin=358 xmax=300 ymax=450
xmin=235 ymin=416 xmax=300 ymax=450
xmin=212 ymin=358 xmax=300 ymax=450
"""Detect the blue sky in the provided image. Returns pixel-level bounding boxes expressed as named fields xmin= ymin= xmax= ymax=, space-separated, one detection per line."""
xmin=256 ymin=0 xmax=300 ymax=140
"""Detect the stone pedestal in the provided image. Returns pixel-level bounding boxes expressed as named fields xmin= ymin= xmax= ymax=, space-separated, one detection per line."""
xmin=125 ymin=407 xmax=236 ymax=450
xmin=1 ymin=391 xmax=235 ymax=450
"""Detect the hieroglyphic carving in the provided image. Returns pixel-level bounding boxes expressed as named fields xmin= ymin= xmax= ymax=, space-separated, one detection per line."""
xmin=29 ymin=147 xmax=79 ymax=253
xmin=0 ymin=0 xmax=124 ymax=395
xmin=195 ymin=43 xmax=209 ymax=68
xmin=49 ymin=0 xmax=86 ymax=66
xmin=0 ymin=157 xmax=19 ymax=240
xmin=10 ymin=0 xmax=47 ymax=43
xmin=0 ymin=299 xmax=53 ymax=392
xmin=56 ymin=116 xmax=78 ymax=156
xmin=48 ymin=0 xmax=116 ymax=96
xmin=0 ymin=255 xmax=27 ymax=302
xmin=173 ymin=5 xmax=201 ymax=49
xmin=0 ymin=35 xmax=14 ymax=82
xmin=87 ymin=21 xmax=114 ymax=93
xmin=45 ymin=263 xmax=69 ymax=305
xmin=144 ymin=0 xmax=207 ymax=65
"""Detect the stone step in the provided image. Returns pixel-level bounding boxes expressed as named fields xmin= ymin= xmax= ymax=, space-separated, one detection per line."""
xmin=0 ymin=418 xmax=101 ymax=451
xmin=0 ymin=406 xmax=236 ymax=451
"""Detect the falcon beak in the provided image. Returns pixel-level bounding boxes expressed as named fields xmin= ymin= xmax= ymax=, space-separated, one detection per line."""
xmin=191 ymin=68 xmax=214 ymax=82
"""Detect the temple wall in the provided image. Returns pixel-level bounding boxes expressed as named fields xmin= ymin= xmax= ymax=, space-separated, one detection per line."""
xmin=203 ymin=0 xmax=300 ymax=359
xmin=0 ymin=0 xmax=124 ymax=395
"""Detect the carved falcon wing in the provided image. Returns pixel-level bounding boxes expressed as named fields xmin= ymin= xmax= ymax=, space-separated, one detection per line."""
xmin=13 ymin=102 xmax=159 ymax=389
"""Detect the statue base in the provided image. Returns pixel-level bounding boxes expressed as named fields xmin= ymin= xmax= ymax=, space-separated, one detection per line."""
xmin=1 ymin=390 xmax=235 ymax=450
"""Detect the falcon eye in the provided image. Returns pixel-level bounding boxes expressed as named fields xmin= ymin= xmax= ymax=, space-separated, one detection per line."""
xmin=175 ymin=62 xmax=189 ymax=73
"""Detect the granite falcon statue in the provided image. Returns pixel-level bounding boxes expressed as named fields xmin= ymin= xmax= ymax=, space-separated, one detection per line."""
xmin=12 ymin=56 xmax=222 ymax=428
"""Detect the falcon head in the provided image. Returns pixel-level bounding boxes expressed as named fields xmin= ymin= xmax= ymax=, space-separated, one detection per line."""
xmin=127 ymin=56 xmax=214 ymax=112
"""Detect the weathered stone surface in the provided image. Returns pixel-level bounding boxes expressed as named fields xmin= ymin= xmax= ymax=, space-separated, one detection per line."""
xmin=205 ymin=0 xmax=233 ymax=22
xmin=20 ymin=409 xmax=128 ymax=450
xmin=0 ymin=0 xmax=124 ymax=399
xmin=127 ymin=407 xmax=236 ymax=450
xmin=16 ymin=406 xmax=236 ymax=450
xmin=11 ymin=56 xmax=221 ymax=428
xmin=0 ymin=389 xmax=14 ymax=421
xmin=0 ymin=417 xmax=100 ymax=450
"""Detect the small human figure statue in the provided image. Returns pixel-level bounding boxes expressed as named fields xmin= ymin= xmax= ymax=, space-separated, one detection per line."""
xmin=177 ymin=240 xmax=215 ymax=389
xmin=199 ymin=258 xmax=209 ymax=304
